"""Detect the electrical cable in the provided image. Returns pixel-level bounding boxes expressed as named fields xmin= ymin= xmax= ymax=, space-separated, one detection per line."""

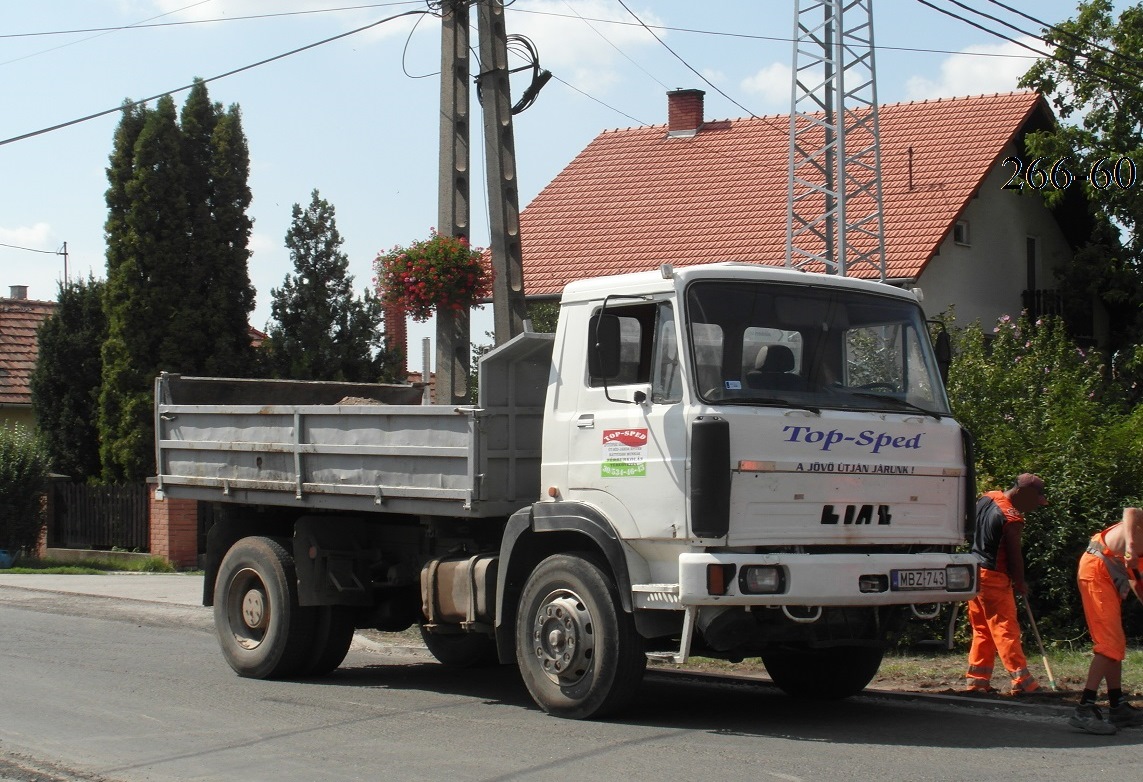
xmin=0 ymin=9 xmax=430 ymax=147
xmin=560 ymin=0 xmax=668 ymax=90
xmin=613 ymin=0 xmax=760 ymax=120
xmin=984 ymin=0 xmax=1143 ymax=77
xmin=914 ymin=0 xmax=1143 ymax=97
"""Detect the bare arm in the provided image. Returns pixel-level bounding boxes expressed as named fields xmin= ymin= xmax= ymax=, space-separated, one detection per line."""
xmin=1002 ymin=522 xmax=1027 ymax=594
xmin=1126 ymin=508 xmax=1143 ymax=603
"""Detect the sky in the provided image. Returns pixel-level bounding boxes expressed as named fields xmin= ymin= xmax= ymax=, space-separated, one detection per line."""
xmin=0 ymin=0 xmax=1113 ymax=372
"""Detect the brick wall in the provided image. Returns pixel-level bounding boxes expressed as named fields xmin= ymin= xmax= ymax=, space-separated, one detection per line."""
xmin=149 ymin=485 xmax=199 ymax=569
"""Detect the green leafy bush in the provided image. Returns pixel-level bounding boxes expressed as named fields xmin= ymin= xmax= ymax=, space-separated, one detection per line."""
xmin=0 ymin=425 xmax=51 ymax=554
xmin=946 ymin=312 xmax=1143 ymax=638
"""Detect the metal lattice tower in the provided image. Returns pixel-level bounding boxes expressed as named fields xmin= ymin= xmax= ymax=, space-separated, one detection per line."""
xmin=786 ymin=0 xmax=887 ymax=279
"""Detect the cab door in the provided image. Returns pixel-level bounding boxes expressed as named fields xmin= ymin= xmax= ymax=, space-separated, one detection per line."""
xmin=563 ymin=301 xmax=688 ymax=541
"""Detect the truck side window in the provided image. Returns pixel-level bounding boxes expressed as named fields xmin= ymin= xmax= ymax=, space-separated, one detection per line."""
xmin=651 ymin=303 xmax=682 ymax=404
xmin=587 ymin=303 xmax=656 ymax=387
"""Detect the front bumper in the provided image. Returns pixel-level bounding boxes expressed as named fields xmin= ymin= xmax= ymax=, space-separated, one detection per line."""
xmin=677 ymin=552 xmax=978 ymax=607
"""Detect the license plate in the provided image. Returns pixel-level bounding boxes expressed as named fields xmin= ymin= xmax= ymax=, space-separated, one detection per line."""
xmin=890 ymin=568 xmax=946 ymax=591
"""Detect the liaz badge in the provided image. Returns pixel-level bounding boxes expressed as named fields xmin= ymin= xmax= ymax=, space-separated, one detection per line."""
xmin=601 ymin=429 xmax=648 ymax=477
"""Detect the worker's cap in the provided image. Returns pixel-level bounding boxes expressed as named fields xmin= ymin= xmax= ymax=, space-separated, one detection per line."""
xmin=1016 ymin=473 xmax=1048 ymax=506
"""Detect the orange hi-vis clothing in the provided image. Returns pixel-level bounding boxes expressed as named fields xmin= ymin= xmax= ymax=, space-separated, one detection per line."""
xmin=1077 ymin=525 xmax=1137 ymax=662
xmin=965 ymin=491 xmax=1038 ymax=693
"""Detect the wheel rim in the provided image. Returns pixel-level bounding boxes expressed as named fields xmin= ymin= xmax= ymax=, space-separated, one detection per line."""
xmin=531 ymin=589 xmax=595 ymax=686
xmin=226 ymin=566 xmax=270 ymax=651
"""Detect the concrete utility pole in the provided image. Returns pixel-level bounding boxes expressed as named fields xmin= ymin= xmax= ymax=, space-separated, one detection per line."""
xmin=477 ymin=0 xmax=527 ymax=344
xmin=435 ymin=0 xmax=528 ymax=404
xmin=786 ymin=0 xmax=887 ymax=279
xmin=435 ymin=0 xmax=472 ymax=406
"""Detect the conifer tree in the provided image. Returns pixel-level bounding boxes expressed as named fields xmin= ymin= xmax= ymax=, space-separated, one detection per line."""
xmin=265 ymin=190 xmax=393 ymax=382
xmin=29 ymin=276 xmax=107 ymax=481
xmin=99 ymin=80 xmax=257 ymax=482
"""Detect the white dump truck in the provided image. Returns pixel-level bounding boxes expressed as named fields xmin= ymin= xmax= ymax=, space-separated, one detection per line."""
xmin=155 ymin=261 xmax=978 ymax=719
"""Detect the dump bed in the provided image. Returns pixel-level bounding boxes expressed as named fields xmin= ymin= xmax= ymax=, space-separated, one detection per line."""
xmin=155 ymin=333 xmax=553 ymax=517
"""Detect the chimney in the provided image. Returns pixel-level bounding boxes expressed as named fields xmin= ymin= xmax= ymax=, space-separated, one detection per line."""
xmin=667 ymin=88 xmax=705 ymax=137
xmin=9 ymin=285 xmax=27 ymax=300
xmin=383 ymin=301 xmax=408 ymax=380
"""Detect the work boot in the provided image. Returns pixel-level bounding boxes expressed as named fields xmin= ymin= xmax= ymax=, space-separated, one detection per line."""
xmin=1012 ymin=678 xmax=1040 ymax=695
xmin=1068 ymin=704 xmax=1118 ymax=735
xmin=1109 ymin=701 xmax=1143 ymax=728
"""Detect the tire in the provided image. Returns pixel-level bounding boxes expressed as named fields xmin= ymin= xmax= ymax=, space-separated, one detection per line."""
xmin=419 ymin=626 xmax=500 ymax=668
xmin=761 ymin=645 xmax=884 ymax=700
xmin=301 ymin=606 xmax=356 ymax=677
xmin=213 ymin=536 xmax=317 ymax=679
xmin=515 ymin=554 xmax=646 ymax=719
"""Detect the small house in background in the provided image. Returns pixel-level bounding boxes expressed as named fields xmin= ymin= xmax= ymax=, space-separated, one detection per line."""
xmin=515 ymin=89 xmax=1098 ymax=343
xmin=0 ymin=286 xmax=56 ymax=429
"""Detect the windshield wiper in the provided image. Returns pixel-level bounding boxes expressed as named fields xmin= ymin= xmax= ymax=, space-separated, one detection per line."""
xmin=849 ymin=392 xmax=943 ymax=420
xmin=714 ymin=396 xmax=821 ymax=415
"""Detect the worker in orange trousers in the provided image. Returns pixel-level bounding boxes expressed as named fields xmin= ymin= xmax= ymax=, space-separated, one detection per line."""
xmin=964 ymin=473 xmax=1047 ymax=694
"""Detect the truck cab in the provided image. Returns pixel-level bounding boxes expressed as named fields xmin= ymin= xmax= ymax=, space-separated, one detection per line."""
xmin=522 ymin=262 xmax=975 ymax=698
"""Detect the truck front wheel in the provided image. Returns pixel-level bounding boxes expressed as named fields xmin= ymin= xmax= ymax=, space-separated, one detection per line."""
xmin=515 ymin=554 xmax=645 ymax=719
xmin=214 ymin=536 xmax=316 ymax=679
xmin=761 ymin=645 xmax=883 ymax=700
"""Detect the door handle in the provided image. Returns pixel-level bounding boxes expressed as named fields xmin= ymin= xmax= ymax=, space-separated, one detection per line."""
xmin=576 ymin=414 xmax=595 ymax=429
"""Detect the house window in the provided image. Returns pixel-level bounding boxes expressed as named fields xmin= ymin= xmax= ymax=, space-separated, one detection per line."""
xmin=1026 ymin=236 xmax=1039 ymax=292
xmin=953 ymin=220 xmax=970 ymax=246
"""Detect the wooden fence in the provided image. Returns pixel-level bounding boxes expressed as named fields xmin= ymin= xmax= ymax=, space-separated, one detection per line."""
xmin=47 ymin=482 xmax=150 ymax=552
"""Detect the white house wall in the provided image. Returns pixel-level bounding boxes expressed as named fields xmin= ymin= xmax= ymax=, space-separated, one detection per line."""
xmin=916 ymin=143 xmax=1073 ymax=332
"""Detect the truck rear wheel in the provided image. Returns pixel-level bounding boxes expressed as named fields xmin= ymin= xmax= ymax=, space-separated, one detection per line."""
xmin=515 ymin=554 xmax=645 ymax=719
xmin=761 ymin=645 xmax=883 ymax=700
xmin=301 ymin=606 xmax=356 ymax=677
xmin=214 ymin=536 xmax=316 ymax=679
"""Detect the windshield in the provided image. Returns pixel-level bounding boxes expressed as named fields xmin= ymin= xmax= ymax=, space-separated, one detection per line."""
xmin=685 ymin=280 xmax=950 ymax=416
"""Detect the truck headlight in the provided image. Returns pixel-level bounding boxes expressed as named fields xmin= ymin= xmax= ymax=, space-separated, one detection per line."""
xmin=945 ymin=564 xmax=975 ymax=592
xmin=739 ymin=565 xmax=786 ymax=594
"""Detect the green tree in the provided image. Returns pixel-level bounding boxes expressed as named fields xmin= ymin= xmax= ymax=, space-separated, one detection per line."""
xmin=1020 ymin=0 xmax=1143 ymax=358
xmin=0 ymin=425 xmax=51 ymax=553
xmin=100 ymin=81 xmax=257 ymax=482
xmin=29 ymin=276 xmax=107 ymax=481
xmin=264 ymin=190 xmax=393 ymax=382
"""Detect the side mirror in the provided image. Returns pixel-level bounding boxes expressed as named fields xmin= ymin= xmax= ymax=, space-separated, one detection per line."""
xmin=589 ymin=314 xmax=622 ymax=379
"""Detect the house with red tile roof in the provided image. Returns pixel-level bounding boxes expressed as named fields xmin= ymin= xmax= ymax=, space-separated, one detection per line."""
xmin=0 ymin=287 xmax=56 ymax=429
xmin=515 ymin=89 xmax=1094 ymax=340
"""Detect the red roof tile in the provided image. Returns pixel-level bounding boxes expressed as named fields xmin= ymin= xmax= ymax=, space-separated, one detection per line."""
xmin=517 ymin=91 xmax=1045 ymax=296
xmin=0 ymin=298 xmax=56 ymax=406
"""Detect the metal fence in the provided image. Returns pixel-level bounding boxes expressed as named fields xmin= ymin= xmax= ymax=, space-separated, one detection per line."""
xmin=47 ymin=482 xmax=150 ymax=551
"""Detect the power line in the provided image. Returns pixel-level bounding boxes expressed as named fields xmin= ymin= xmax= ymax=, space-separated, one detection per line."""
xmin=0 ymin=241 xmax=60 ymax=255
xmin=613 ymin=0 xmax=758 ymax=120
xmin=984 ymin=0 xmax=1143 ymax=76
xmin=0 ymin=2 xmax=422 ymax=39
xmin=508 ymin=7 xmax=1048 ymax=60
xmin=914 ymin=0 xmax=1143 ymax=97
xmin=0 ymin=9 xmax=429 ymax=147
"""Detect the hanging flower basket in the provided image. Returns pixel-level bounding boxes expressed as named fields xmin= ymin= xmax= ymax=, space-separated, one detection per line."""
xmin=374 ymin=230 xmax=491 ymax=322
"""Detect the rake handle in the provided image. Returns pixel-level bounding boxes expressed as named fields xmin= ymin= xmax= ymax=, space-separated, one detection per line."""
xmin=1021 ymin=596 xmax=1058 ymax=690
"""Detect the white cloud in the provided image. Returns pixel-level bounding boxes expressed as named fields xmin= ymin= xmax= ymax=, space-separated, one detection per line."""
xmin=740 ymin=62 xmax=793 ymax=110
xmin=0 ymin=222 xmax=53 ymax=248
xmin=507 ymin=0 xmax=666 ymax=93
xmin=905 ymin=37 xmax=1048 ymax=101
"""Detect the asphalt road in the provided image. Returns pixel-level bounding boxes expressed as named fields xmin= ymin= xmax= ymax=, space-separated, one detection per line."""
xmin=0 ymin=574 xmax=1140 ymax=782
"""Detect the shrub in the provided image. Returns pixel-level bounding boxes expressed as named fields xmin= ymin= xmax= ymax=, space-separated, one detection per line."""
xmin=0 ymin=425 xmax=51 ymax=554
xmin=946 ymin=312 xmax=1143 ymax=637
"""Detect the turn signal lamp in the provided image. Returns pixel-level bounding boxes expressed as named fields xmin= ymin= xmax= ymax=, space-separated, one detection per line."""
xmin=706 ymin=564 xmax=735 ymax=596
xmin=739 ymin=565 xmax=785 ymax=594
